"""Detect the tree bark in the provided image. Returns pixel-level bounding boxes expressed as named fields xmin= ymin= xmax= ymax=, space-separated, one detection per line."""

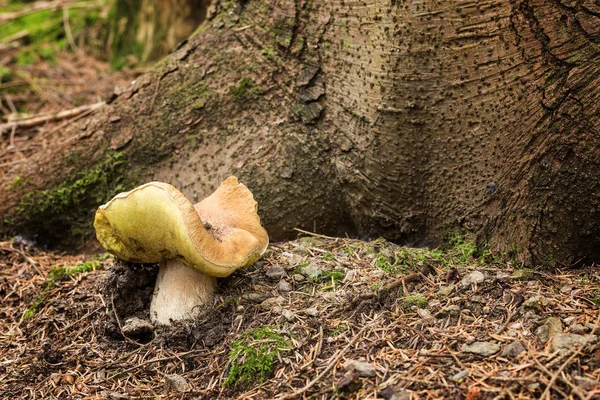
xmin=1 ymin=0 xmax=599 ymax=268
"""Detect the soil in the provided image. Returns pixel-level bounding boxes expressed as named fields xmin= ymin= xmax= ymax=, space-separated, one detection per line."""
xmin=1 ymin=236 xmax=599 ymax=399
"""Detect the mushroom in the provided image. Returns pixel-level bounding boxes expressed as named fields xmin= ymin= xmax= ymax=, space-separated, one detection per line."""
xmin=94 ymin=177 xmax=268 ymax=325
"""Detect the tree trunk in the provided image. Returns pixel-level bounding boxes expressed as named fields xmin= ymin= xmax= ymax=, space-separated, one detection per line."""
xmin=1 ymin=0 xmax=599 ymax=268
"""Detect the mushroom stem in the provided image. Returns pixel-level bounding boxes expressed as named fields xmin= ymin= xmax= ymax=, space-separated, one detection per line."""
xmin=150 ymin=260 xmax=217 ymax=325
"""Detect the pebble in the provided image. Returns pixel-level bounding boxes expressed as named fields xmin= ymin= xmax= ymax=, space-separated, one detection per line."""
xmin=260 ymin=296 xmax=285 ymax=311
xmin=461 ymin=341 xmax=501 ymax=356
xmin=281 ymin=309 xmax=295 ymax=321
xmin=535 ymin=317 xmax=563 ymax=343
xmin=450 ymin=370 xmax=470 ymax=382
xmin=435 ymin=304 xmax=460 ymax=318
xmin=438 ymin=284 xmax=455 ymax=297
xmin=293 ymin=273 xmax=306 ymax=282
xmin=300 ymin=264 xmax=321 ymax=279
xmin=121 ymin=317 xmax=153 ymax=337
xmin=570 ymin=324 xmax=585 ymax=334
xmin=243 ymin=292 xmax=269 ymax=303
xmin=501 ymin=341 xmax=526 ymax=358
xmin=523 ymin=295 xmax=545 ymax=311
xmin=164 ymin=374 xmax=188 ymax=392
xmin=265 ymin=265 xmax=286 ymax=279
xmin=551 ymin=333 xmax=597 ymax=353
xmin=343 ymin=360 xmax=377 ymax=377
xmin=305 ymin=307 xmax=320 ymax=317
xmin=378 ymin=386 xmax=411 ymax=400
xmin=461 ymin=271 xmax=485 ymax=288
xmin=277 ymin=280 xmax=293 ymax=292
xmin=574 ymin=376 xmax=600 ymax=390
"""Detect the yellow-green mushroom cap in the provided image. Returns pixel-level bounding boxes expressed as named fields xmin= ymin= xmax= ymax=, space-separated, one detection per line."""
xmin=94 ymin=177 xmax=269 ymax=278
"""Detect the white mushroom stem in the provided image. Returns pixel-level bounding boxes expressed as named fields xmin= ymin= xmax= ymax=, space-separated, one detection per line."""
xmin=149 ymin=260 xmax=217 ymax=325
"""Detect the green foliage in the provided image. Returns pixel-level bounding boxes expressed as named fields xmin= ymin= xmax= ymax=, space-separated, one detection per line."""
xmin=8 ymin=176 xmax=24 ymax=191
xmin=446 ymin=235 xmax=478 ymax=263
xmin=0 ymin=66 xmax=13 ymax=83
xmin=13 ymin=152 xmax=132 ymax=246
xmin=15 ymin=49 xmax=36 ymax=66
xmin=374 ymin=253 xmax=397 ymax=274
xmin=401 ymin=296 xmax=428 ymax=311
xmin=315 ymin=269 xmax=345 ymax=290
xmin=224 ymin=326 xmax=291 ymax=388
xmin=322 ymin=252 xmax=336 ymax=261
xmin=22 ymin=256 xmax=105 ymax=320
xmin=1 ymin=7 xmax=105 ymax=64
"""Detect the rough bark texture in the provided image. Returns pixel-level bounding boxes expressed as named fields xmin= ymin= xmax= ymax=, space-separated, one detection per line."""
xmin=1 ymin=0 xmax=599 ymax=268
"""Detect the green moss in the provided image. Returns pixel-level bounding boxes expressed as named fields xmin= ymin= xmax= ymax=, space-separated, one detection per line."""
xmin=15 ymin=49 xmax=37 ymax=66
xmin=315 ymin=269 xmax=345 ymax=290
xmin=229 ymin=77 xmax=258 ymax=103
xmin=224 ymin=326 xmax=291 ymax=387
xmin=401 ymin=296 xmax=429 ymax=311
xmin=0 ymin=66 xmax=13 ymax=83
xmin=8 ymin=176 xmax=24 ymax=191
xmin=12 ymin=152 xmax=133 ymax=247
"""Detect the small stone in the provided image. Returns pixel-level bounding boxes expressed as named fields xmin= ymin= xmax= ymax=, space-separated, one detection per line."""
xmin=343 ymin=360 xmax=377 ymax=377
xmin=260 ymin=296 xmax=285 ymax=311
xmin=164 ymin=374 xmax=188 ymax=392
xmin=305 ymin=307 xmax=320 ymax=317
xmin=461 ymin=341 xmax=501 ymax=357
xmin=523 ymin=295 xmax=545 ymax=311
xmin=378 ymin=386 xmax=411 ymax=400
xmin=570 ymin=324 xmax=585 ymax=334
xmin=343 ymin=270 xmax=357 ymax=282
xmin=435 ymin=304 xmax=460 ymax=318
xmin=336 ymin=373 xmax=361 ymax=393
xmin=562 ymin=316 xmax=576 ymax=324
xmin=281 ymin=309 xmax=294 ymax=321
xmin=438 ymin=284 xmax=455 ymax=296
xmin=450 ymin=370 xmax=470 ymax=382
xmin=585 ymin=323 xmax=599 ymax=334
xmin=535 ymin=317 xmax=563 ymax=343
xmin=417 ymin=309 xmax=434 ymax=322
xmin=511 ymin=268 xmax=535 ymax=280
xmin=293 ymin=273 xmax=306 ymax=282
xmin=502 ymin=341 xmax=526 ymax=358
xmin=109 ymin=115 xmax=121 ymax=123
xmin=266 ymin=265 xmax=286 ymax=279
xmin=574 ymin=376 xmax=599 ymax=391
xmin=121 ymin=317 xmax=153 ymax=337
xmin=461 ymin=271 xmax=485 ymax=288
xmin=300 ymin=264 xmax=321 ymax=279
xmin=551 ymin=333 xmax=597 ymax=353
xmin=243 ymin=292 xmax=269 ymax=303
xmin=277 ymin=280 xmax=292 ymax=292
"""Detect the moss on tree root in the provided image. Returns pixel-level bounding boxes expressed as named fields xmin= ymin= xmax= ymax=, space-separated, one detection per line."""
xmin=7 ymin=152 xmax=136 ymax=247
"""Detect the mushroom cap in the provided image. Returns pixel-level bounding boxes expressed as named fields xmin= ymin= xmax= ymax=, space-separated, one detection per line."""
xmin=94 ymin=177 xmax=269 ymax=277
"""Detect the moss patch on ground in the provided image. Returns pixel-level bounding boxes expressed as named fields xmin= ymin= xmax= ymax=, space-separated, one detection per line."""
xmin=224 ymin=326 xmax=291 ymax=388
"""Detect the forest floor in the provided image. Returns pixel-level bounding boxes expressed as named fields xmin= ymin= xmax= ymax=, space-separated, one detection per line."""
xmin=1 ymin=235 xmax=599 ymax=399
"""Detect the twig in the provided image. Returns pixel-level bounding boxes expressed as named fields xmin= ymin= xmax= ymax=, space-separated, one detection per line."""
xmin=0 ymin=102 xmax=104 ymax=131
xmin=293 ymin=227 xmax=340 ymax=240
xmin=276 ymin=322 xmax=375 ymax=400
xmin=62 ymin=7 xmax=80 ymax=54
